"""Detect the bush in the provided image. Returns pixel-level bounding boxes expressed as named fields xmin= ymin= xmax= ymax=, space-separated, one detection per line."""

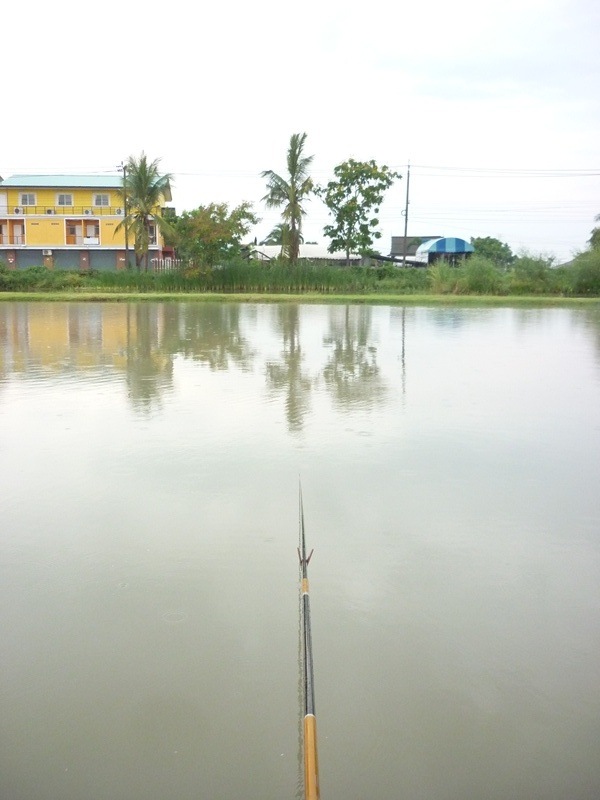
xmin=456 ymin=256 xmax=504 ymax=294
xmin=428 ymin=262 xmax=459 ymax=294
xmin=1 ymin=256 xmax=598 ymax=296
xmin=507 ymin=254 xmax=556 ymax=294
xmin=570 ymin=249 xmax=600 ymax=295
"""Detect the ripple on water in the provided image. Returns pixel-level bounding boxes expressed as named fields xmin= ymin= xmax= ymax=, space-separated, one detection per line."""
xmin=162 ymin=611 xmax=186 ymax=623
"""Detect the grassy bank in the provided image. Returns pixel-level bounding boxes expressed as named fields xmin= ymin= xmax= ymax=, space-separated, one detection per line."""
xmin=1 ymin=291 xmax=598 ymax=307
xmin=1 ymin=252 xmax=599 ymax=301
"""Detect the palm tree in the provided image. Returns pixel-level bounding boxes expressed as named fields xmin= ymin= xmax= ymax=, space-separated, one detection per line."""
xmin=117 ymin=153 xmax=174 ymax=271
xmin=261 ymin=133 xmax=313 ymax=264
xmin=260 ymin=223 xmax=289 ymax=246
xmin=260 ymin=222 xmax=306 ymax=257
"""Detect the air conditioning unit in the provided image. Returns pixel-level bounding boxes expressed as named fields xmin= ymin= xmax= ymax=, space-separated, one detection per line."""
xmin=84 ymin=209 xmax=93 ymax=215
xmin=115 ymin=207 xmax=123 ymax=215
xmin=46 ymin=209 xmax=56 ymax=215
xmin=14 ymin=207 xmax=23 ymax=214
xmin=43 ymin=249 xmax=53 ymax=256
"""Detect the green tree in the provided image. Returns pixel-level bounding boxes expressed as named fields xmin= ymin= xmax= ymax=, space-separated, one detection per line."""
xmin=260 ymin=222 xmax=308 ymax=258
xmin=260 ymin=223 xmax=291 ymax=246
xmin=588 ymin=214 xmax=600 ymax=250
xmin=261 ymin=133 xmax=314 ymax=264
xmin=173 ymin=202 xmax=258 ymax=267
xmin=118 ymin=153 xmax=174 ymax=271
xmin=470 ymin=236 xmax=515 ymax=268
xmin=317 ymin=159 xmax=401 ymax=266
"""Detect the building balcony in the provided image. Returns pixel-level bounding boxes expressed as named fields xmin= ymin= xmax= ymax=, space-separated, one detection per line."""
xmin=66 ymin=236 xmax=100 ymax=246
xmin=7 ymin=206 xmax=126 ymax=217
xmin=0 ymin=234 xmax=26 ymax=245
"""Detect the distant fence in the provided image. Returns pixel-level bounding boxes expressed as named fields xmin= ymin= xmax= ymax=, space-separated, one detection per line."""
xmin=150 ymin=258 xmax=185 ymax=272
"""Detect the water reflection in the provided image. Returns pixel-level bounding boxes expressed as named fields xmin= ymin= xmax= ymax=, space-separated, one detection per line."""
xmin=2 ymin=302 xmax=600 ymax=427
xmin=2 ymin=300 xmax=600 ymax=800
xmin=163 ymin=302 xmax=255 ymax=371
xmin=0 ymin=303 xmax=392 ymax=427
xmin=123 ymin=305 xmax=174 ymax=409
xmin=266 ymin=305 xmax=313 ymax=432
xmin=577 ymin=306 xmax=600 ymax=369
xmin=323 ymin=305 xmax=386 ymax=409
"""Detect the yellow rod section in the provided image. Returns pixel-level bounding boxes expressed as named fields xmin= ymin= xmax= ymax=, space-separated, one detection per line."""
xmin=299 ymin=484 xmax=320 ymax=800
xmin=304 ymin=714 xmax=320 ymax=800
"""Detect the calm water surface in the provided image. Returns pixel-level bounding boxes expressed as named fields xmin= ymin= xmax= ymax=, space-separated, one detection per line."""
xmin=1 ymin=301 xmax=599 ymax=800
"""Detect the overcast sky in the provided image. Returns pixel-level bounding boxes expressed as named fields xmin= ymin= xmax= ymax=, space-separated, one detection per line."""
xmin=3 ymin=0 xmax=599 ymax=261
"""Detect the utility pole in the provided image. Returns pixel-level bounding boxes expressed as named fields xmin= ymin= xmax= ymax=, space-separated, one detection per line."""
xmin=401 ymin=162 xmax=410 ymax=267
xmin=118 ymin=161 xmax=130 ymax=268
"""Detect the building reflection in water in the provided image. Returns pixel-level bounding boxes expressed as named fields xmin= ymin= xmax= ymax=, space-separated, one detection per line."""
xmin=0 ymin=303 xmax=174 ymax=410
xmin=0 ymin=301 xmax=398 ymax=422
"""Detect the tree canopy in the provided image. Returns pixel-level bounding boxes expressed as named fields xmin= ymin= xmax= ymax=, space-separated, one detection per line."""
xmin=470 ymin=236 xmax=515 ymax=268
xmin=588 ymin=214 xmax=600 ymax=250
xmin=261 ymin=133 xmax=314 ymax=264
xmin=172 ymin=202 xmax=258 ymax=267
xmin=317 ymin=159 xmax=401 ymax=265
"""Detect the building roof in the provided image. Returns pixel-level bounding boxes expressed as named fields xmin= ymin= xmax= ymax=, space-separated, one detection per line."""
xmin=1 ymin=174 xmax=124 ymax=189
xmin=416 ymin=237 xmax=474 ymax=254
xmin=391 ymin=235 xmax=443 ymax=256
xmin=250 ymin=244 xmax=362 ymax=261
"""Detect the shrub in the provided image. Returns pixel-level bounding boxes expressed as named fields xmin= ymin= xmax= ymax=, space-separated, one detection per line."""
xmin=570 ymin=249 xmax=600 ymax=295
xmin=428 ymin=262 xmax=459 ymax=294
xmin=456 ymin=256 xmax=504 ymax=294
xmin=507 ymin=254 xmax=557 ymax=294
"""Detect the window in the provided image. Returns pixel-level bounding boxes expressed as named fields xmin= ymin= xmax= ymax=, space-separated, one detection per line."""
xmin=148 ymin=222 xmax=157 ymax=245
xmin=21 ymin=193 xmax=35 ymax=206
xmin=57 ymin=194 xmax=73 ymax=206
xmin=94 ymin=194 xmax=109 ymax=207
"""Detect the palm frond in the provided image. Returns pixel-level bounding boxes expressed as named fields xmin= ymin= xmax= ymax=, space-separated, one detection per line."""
xmin=260 ymin=133 xmax=314 ymax=263
xmin=118 ymin=151 xmax=173 ymax=270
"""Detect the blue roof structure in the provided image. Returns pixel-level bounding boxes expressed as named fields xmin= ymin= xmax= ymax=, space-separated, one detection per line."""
xmin=416 ymin=237 xmax=474 ymax=254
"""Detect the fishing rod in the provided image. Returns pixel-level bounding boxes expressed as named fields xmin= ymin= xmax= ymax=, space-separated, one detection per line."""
xmin=298 ymin=486 xmax=320 ymax=800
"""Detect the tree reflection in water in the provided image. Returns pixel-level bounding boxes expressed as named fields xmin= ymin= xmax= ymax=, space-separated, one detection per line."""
xmin=266 ymin=304 xmax=313 ymax=432
xmin=162 ymin=303 xmax=254 ymax=372
xmin=322 ymin=305 xmax=386 ymax=408
xmin=124 ymin=304 xmax=174 ymax=410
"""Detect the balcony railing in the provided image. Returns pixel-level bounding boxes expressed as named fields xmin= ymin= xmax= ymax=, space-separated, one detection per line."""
xmin=5 ymin=206 xmax=126 ymax=217
xmin=0 ymin=234 xmax=25 ymax=245
xmin=66 ymin=236 xmax=100 ymax=246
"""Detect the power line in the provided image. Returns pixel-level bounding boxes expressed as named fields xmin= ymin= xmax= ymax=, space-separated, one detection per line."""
xmin=4 ymin=164 xmax=599 ymax=180
xmin=400 ymin=165 xmax=600 ymax=178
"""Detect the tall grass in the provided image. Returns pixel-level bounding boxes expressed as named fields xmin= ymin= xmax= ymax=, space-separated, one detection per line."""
xmin=1 ymin=251 xmax=599 ymax=297
xmin=0 ymin=260 xmax=428 ymax=295
xmin=427 ymin=257 xmax=505 ymax=294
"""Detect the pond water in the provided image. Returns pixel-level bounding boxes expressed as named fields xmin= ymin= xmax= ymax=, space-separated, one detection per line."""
xmin=1 ymin=301 xmax=599 ymax=800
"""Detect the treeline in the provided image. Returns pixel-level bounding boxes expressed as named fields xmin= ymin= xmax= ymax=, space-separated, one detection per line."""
xmin=0 ymin=250 xmax=599 ymax=296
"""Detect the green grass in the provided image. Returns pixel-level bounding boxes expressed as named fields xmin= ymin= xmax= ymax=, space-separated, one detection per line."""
xmin=1 ymin=251 xmax=600 ymax=304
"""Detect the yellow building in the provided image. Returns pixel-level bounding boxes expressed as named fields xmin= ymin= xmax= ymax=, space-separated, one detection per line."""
xmin=0 ymin=174 xmax=172 ymax=270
